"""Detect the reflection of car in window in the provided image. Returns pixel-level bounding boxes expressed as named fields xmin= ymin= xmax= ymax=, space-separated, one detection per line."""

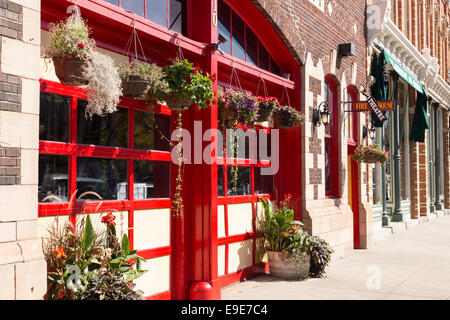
xmin=38 ymin=174 xmax=115 ymax=202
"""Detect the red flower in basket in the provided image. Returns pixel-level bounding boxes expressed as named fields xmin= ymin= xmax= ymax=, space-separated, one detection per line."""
xmin=77 ymin=43 xmax=86 ymax=49
xmin=101 ymin=212 xmax=116 ymax=226
xmin=54 ymin=247 xmax=67 ymax=259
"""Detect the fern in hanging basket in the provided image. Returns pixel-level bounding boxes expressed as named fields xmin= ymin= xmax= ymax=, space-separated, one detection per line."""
xmin=218 ymin=88 xmax=259 ymax=129
xmin=256 ymin=96 xmax=279 ymax=122
xmin=274 ymin=105 xmax=305 ymax=128
xmin=43 ymin=17 xmax=96 ymax=86
xmin=163 ymin=58 xmax=215 ymax=111
xmin=351 ymin=144 xmax=390 ymax=164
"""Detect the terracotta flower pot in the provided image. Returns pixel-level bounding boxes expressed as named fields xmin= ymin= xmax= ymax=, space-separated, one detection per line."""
xmin=165 ymin=94 xmax=193 ymax=111
xmin=267 ymin=251 xmax=310 ymax=280
xmin=53 ymin=57 xmax=87 ymax=86
xmin=122 ymin=74 xmax=149 ymax=99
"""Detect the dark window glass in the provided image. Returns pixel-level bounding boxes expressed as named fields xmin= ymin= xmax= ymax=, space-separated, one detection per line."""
xmin=169 ymin=0 xmax=183 ymax=33
xmin=76 ymin=157 xmax=127 ymax=201
xmin=325 ymin=82 xmax=333 ymax=135
xmin=134 ymin=111 xmax=171 ymax=151
xmin=258 ymin=42 xmax=270 ymax=71
xmin=257 ymin=132 xmax=271 ymax=161
xmin=245 ymin=26 xmax=258 ymax=66
xmin=270 ymin=57 xmax=281 ymax=76
xmin=77 ymin=100 xmax=128 ymax=148
xmin=227 ymin=166 xmax=251 ymax=196
xmin=325 ymin=139 xmax=331 ymax=193
xmin=232 ymin=11 xmax=246 ymax=61
xmin=147 ymin=0 xmax=167 ymax=27
xmin=254 ymin=167 xmax=273 ymax=195
xmin=120 ymin=0 xmax=144 ymax=17
xmin=218 ymin=165 xmax=224 ymax=196
xmin=226 ymin=130 xmax=251 ymax=159
xmin=134 ymin=160 xmax=170 ymax=199
xmin=38 ymin=155 xmax=69 ymax=203
xmin=39 ymin=92 xmax=70 ymax=142
xmin=218 ymin=0 xmax=231 ymax=55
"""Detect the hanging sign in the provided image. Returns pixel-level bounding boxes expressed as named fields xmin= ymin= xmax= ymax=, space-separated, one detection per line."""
xmin=351 ymin=100 xmax=394 ymax=112
xmin=367 ymin=96 xmax=387 ymax=122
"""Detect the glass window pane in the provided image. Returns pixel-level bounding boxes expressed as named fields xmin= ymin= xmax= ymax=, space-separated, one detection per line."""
xmin=134 ymin=111 xmax=171 ymax=151
xmin=232 ymin=11 xmax=246 ymax=61
xmin=134 ymin=160 xmax=170 ymax=199
xmin=147 ymin=0 xmax=167 ymax=28
xmin=325 ymin=139 xmax=331 ymax=193
xmin=39 ymin=92 xmax=70 ymax=142
xmin=169 ymin=0 xmax=183 ymax=33
xmin=218 ymin=165 xmax=224 ymax=196
xmin=120 ymin=0 xmax=144 ymax=17
xmin=258 ymin=42 xmax=269 ymax=71
xmin=245 ymin=26 xmax=257 ymax=66
xmin=254 ymin=167 xmax=273 ymax=195
xmin=77 ymin=100 xmax=128 ymax=148
xmin=76 ymin=157 xmax=127 ymax=201
xmin=39 ymin=155 xmax=69 ymax=203
xmin=227 ymin=166 xmax=251 ymax=196
xmin=257 ymin=132 xmax=271 ymax=161
xmin=103 ymin=0 xmax=118 ymax=5
xmin=218 ymin=0 xmax=231 ymax=55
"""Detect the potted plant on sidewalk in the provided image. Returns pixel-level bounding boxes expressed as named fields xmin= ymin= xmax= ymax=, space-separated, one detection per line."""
xmin=274 ymin=105 xmax=306 ymax=128
xmin=258 ymin=195 xmax=311 ymax=280
xmin=351 ymin=143 xmax=389 ymax=164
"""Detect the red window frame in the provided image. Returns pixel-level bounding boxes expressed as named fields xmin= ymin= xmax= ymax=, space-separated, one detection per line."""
xmin=324 ymin=76 xmax=339 ymax=198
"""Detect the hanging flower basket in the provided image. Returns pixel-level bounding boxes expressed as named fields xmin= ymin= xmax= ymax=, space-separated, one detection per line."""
xmin=274 ymin=105 xmax=305 ymax=128
xmin=121 ymin=74 xmax=149 ymax=99
xmin=256 ymin=96 xmax=278 ymax=122
xmin=218 ymin=88 xmax=258 ymax=128
xmin=53 ymin=57 xmax=88 ymax=86
xmin=351 ymin=144 xmax=389 ymax=164
xmin=164 ymin=94 xmax=193 ymax=111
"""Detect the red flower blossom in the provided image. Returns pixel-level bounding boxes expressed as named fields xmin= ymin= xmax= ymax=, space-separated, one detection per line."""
xmin=101 ymin=212 xmax=116 ymax=226
xmin=185 ymin=75 xmax=192 ymax=83
xmin=284 ymin=193 xmax=292 ymax=200
xmin=77 ymin=43 xmax=85 ymax=49
xmin=54 ymin=247 xmax=67 ymax=259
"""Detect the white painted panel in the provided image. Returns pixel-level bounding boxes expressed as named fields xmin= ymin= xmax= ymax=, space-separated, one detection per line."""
xmin=228 ymin=239 xmax=253 ymax=273
xmin=227 ymin=203 xmax=253 ymax=236
xmin=218 ymin=245 xmax=226 ymax=277
xmin=134 ymin=255 xmax=171 ymax=297
xmin=133 ymin=209 xmax=170 ymax=250
xmin=218 ymin=205 xmax=225 ymax=238
xmin=38 ymin=215 xmax=70 ymax=238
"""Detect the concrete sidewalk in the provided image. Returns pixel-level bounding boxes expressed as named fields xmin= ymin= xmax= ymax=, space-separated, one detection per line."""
xmin=221 ymin=214 xmax=450 ymax=300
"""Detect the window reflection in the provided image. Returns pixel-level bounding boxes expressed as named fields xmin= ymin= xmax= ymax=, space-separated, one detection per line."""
xmin=121 ymin=0 xmax=144 ymax=17
xmin=254 ymin=167 xmax=273 ymax=195
xmin=218 ymin=165 xmax=224 ymax=196
xmin=77 ymin=157 xmax=128 ymax=201
xmin=227 ymin=166 xmax=251 ymax=196
xmin=232 ymin=12 xmax=246 ymax=61
xmin=218 ymin=0 xmax=231 ymax=55
xmin=134 ymin=111 xmax=171 ymax=151
xmin=38 ymin=155 xmax=69 ymax=202
xmin=77 ymin=100 xmax=128 ymax=148
xmin=169 ymin=0 xmax=183 ymax=33
xmin=39 ymin=92 xmax=70 ymax=142
xmin=134 ymin=160 xmax=170 ymax=199
xmin=148 ymin=0 xmax=167 ymax=28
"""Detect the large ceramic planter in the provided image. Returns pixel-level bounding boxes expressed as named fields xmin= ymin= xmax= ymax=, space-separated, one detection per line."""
xmin=267 ymin=251 xmax=310 ymax=280
xmin=122 ymin=75 xmax=149 ymax=99
xmin=53 ymin=57 xmax=87 ymax=86
xmin=165 ymin=94 xmax=193 ymax=111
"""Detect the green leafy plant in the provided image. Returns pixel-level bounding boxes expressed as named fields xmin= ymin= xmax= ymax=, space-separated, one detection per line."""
xmin=163 ymin=58 xmax=215 ymax=109
xmin=307 ymin=236 xmax=334 ymax=278
xmin=274 ymin=105 xmax=306 ymax=128
xmin=255 ymin=96 xmax=279 ymax=122
xmin=218 ymin=88 xmax=259 ymax=129
xmin=42 ymin=212 xmax=147 ymax=300
xmin=352 ymin=143 xmax=389 ymax=164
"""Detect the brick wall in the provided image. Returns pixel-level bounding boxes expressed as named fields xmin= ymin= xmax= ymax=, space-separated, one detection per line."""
xmin=0 ymin=0 xmax=45 ymax=300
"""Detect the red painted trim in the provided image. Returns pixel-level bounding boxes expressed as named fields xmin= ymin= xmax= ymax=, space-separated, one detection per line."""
xmin=138 ymin=246 xmax=172 ymax=259
xmin=325 ymin=76 xmax=340 ymax=198
xmin=218 ymin=232 xmax=255 ymax=245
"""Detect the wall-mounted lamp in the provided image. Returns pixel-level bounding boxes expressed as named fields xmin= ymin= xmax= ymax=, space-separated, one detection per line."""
xmin=212 ymin=33 xmax=228 ymax=54
xmin=313 ymin=102 xmax=331 ymax=127
xmin=362 ymin=125 xmax=368 ymax=140
xmin=368 ymin=125 xmax=376 ymax=140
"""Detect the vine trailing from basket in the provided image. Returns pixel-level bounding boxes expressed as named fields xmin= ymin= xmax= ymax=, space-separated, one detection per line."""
xmin=352 ymin=143 xmax=389 ymax=164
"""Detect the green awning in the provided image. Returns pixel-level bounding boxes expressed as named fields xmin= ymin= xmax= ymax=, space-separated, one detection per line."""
xmin=370 ymin=52 xmax=387 ymax=127
xmin=384 ymin=50 xmax=424 ymax=94
xmin=410 ymin=91 xmax=429 ymax=142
